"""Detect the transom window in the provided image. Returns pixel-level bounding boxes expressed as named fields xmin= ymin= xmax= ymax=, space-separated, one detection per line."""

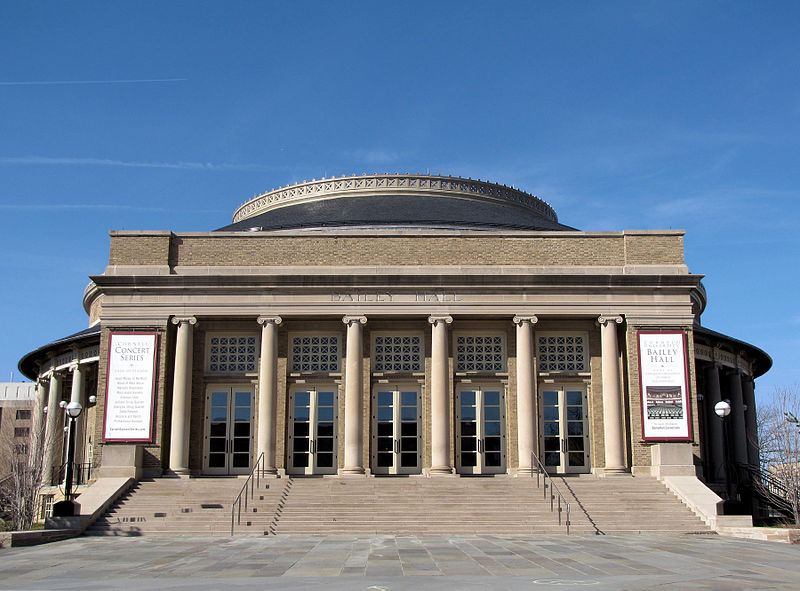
xmin=372 ymin=334 xmax=424 ymax=373
xmin=290 ymin=334 xmax=341 ymax=373
xmin=536 ymin=334 xmax=588 ymax=372
xmin=455 ymin=334 xmax=506 ymax=372
xmin=207 ymin=334 xmax=258 ymax=374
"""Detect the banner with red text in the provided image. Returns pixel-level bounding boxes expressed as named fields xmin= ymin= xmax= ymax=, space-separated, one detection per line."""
xmin=103 ymin=332 xmax=158 ymax=442
xmin=637 ymin=331 xmax=692 ymax=441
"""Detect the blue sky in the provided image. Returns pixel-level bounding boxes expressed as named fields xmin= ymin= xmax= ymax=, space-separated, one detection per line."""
xmin=1 ymin=2 xmax=798 ymax=402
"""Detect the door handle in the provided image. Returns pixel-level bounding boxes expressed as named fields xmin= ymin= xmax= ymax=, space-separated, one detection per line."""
xmin=478 ymin=439 xmax=483 ymax=453
xmin=311 ymin=440 xmax=316 ymax=454
xmin=394 ymin=439 xmax=399 ymax=454
xmin=561 ymin=438 xmax=566 ymax=453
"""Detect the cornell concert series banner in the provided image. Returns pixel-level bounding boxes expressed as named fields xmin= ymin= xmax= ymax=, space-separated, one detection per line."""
xmin=637 ymin=331 xmax=692 ymax=441
xmin=103 ymin=332 xmax=159 ymax=442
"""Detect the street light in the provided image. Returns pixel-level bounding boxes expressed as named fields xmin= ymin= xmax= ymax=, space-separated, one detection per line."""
xmin=52 ymin=401 xmax=83 ymax=518
xmin=715 ymin=399 xmax=732 ymax=497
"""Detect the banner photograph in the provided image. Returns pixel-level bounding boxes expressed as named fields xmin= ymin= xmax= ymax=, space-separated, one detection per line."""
xmin=103 ymin=332 xmax=158 ymax=442
xmin=637 ymin=331 xmax=692 ymax=441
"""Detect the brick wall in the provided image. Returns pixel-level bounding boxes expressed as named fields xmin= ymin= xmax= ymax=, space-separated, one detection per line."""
xmin=107 ymin=231 xmax=686 ymax=268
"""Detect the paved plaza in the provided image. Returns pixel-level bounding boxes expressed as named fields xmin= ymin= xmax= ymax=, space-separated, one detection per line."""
xmin=0 ymin=533 xmax=798 ymax=590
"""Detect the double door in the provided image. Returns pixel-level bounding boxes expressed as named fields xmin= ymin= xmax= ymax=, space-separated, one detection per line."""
xmin=540 ymin=384 xmax=590 ymax=474
xmin=456 ymin=385 xmax=506 ymax=474
xmin=372 ymin=385 xmax=422 ymax=474
xmin=288 ymin=385 xmax=338 ymax=475
xmin=203 ymin=385 xmax=254 ymax=475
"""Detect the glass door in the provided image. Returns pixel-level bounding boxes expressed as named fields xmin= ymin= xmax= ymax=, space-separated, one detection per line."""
xmin=288 ymin=385 xmax=338 ymax=475
xmin=372 ymin=385 xmax=422 ymax=475
xmin=203 ymin=385 xmax=254 ymax=475
xmin=540 ymin=385 xmax=590 ymax=474
xmin=456 ymin=385 xmax=506 ymax=474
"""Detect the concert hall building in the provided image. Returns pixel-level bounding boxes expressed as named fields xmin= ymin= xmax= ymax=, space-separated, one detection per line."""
xmin=18 ymin=174 xmax=771 ymax=522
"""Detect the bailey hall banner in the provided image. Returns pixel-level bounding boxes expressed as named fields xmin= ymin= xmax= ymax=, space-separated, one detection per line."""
xmin=637 ymin=331 xmax=692 ymax=441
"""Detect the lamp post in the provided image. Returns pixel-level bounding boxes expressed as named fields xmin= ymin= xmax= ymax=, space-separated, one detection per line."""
xmin=715 ymin=400 xmax=732 ymax=498
xmin=52 ymin=400 xmax=83 ymax=518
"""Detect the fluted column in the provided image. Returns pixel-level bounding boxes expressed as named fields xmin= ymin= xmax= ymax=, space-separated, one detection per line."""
xmin=514 ymin=315 xmax=538 ymax=475
xmin=342 ymin=316 xmax=367 ymax=474
xmin=68 ymin=362 xmax=86 ymax=465
xmin=726 ymin=369 xmax=748 ymax=466
xmin=599 ymin=315 xmax=626 ymax=474
xmin=429 ymin=315 xmax=453 ymax=474
xmin=169 ymin=316 xmax=196 ymax=475
xmin=704 ymin=362 xmax=726 ymax=482
xmin=257 ymin=316 xmax=282 ymax=474
xmin=741 ymin=374 xmax=759 ymax=467
xmin=42 ymin=372 xmax=63 ymax=485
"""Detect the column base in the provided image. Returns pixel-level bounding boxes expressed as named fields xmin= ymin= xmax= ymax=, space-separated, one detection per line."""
xmin=164 ymin=468 xmax=192 ymax=478
xmin=599 ymin=466 xmax=630 ymax=477
xmin=340 ymin=467 xmax=366 ymax=476
xmin=428 ymin=466 xmax=454 ymax=476
xmin=514 ymin=467 xmax=536 ymax=477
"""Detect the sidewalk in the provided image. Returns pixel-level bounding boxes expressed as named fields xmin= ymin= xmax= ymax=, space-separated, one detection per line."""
xmin=0 ymin=533 xmax=798 ymax=590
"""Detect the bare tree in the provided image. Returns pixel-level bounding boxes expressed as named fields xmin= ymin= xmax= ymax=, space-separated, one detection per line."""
xmin=0 ymin=415 xmax=54 ymax=531
xmin=756 ymin=384 xmax=800 ymax=525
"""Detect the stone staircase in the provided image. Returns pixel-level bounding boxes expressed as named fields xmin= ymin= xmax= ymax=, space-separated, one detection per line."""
xmin=84 ymin=474 xmax=709 ymax=537
xmin=556 ymin=475 xmax=710 ymax=535
xmin=84 ymin=477 xmax=285 ymax=536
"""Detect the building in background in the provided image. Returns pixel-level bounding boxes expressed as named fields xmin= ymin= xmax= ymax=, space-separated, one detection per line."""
xmin=17 ymin=174 xmax=774 ymax=522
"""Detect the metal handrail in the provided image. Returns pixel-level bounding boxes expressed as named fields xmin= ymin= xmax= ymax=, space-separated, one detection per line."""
xmin=530 ymin=451 xmax=571 ymax=534
xmin=230 ymin=452 xmax=265 ymax=536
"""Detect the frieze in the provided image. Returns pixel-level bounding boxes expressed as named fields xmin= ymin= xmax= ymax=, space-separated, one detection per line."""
xmin=694 ymin=344 xmax=713 ymax=361
xmin=232 ymin=174 xmax=558 ymax=224
xmin=330 ymin=292 xmax=463 ymax=303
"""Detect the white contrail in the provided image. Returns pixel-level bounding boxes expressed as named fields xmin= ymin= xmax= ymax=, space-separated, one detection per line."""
xmin=0 ymin=156 xmax=278 ymax=171
xmin=0 ymin=78 xmax=188 ymax=86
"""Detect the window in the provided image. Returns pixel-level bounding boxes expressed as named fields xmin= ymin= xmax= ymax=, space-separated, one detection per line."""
xmin=207 ymin=334 xmax=258 ymax=374
xmin=13 ymin=443 xmax=28 ymax=456
xmin=15 ymin=409 xmax=31 ymax=420
xmin=455 ymin=334 xmax=506 ymax=372
xmin=372 ymin=334 xmax=423 ymax=373
xmin=39 ymin=494 xmax=55 ymax=520
xmin=536 ymin=334 xmax=588 ymax=372
xmin=290 ymin=334 xmax=341 ymax=373
xmin=14 ymin=427 xmax=30 ymax=438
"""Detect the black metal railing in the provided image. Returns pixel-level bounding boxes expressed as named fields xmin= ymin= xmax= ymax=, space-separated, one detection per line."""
xmin=52 ymin=462 xmax=93 ymax=487
xmin=231 ymin=452 xmax=266 ymax=536
xmin=736 ymin=462 xmax=797 ymax=519
xmin=530 ymin=451 xmax=571 ymax=534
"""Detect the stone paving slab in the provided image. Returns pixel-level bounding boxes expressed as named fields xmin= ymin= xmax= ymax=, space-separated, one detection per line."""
xmin=0 ymin=533 xmax=798 ymax=590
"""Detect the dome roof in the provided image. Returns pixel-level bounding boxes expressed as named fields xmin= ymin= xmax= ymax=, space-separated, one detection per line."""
xmin=217 ymin=174 xmax=574 ymax=232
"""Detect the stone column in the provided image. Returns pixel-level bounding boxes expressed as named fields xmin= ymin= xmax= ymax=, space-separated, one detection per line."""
xmin=514 ymin=315 xmax=538 ymax=475
xmin=726 ymin=369 xmax=748 ymax=466
xmin=31 ymin=378 xmax=48 ymax=464
xmin=342 ymin=316 xmax=367 ymax=474
xmin=598 ymin=315 xmax=626 ymax=474
xmin=704 ymin=362 xmax=726 ymax=482
xmin=257 ymin=316 xmax=282 ymax=474
xmin=169 ymin=316 xmax=196 ymax=476
xmin=741 ymin=374 xmax=759 ymax=468
xmin=428 ymin=315 xmax=453 ymax=474
xmin=68 ymin=362 xmax=86 ymax=467
xmin=42 ymin=372 xmax=63 ymax=485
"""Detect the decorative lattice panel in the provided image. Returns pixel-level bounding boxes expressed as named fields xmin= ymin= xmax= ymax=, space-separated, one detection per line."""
xmin=290 ymin=335 xmax=341 ymax=373
xmin=373 ymin=335 xmax=423 ymax=372
xmin=455 ymin=335 xmax=505 ymax=372
xmin=537 ymin=335 xmax=587 ymax=372
xmin=208 ymin=335 xmax=257 ymax=373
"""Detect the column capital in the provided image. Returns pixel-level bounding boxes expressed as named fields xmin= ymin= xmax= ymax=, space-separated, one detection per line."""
xmin=428 ymin=315 xmax=453 ymax=325
xmin=597 ymin=315 xmax=623 ymax=326
xmin=68 ymin=362 xmax=81 ymax=373
xmin=513 ymin=315 xmax=538 ymax=326
xmin=342 ymin=315 xmax=367 ymax=326
xmin=171 ymin=316 xmax=197 ymax=326
xmin=257 ymin=315 xmax=283 ymax=326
